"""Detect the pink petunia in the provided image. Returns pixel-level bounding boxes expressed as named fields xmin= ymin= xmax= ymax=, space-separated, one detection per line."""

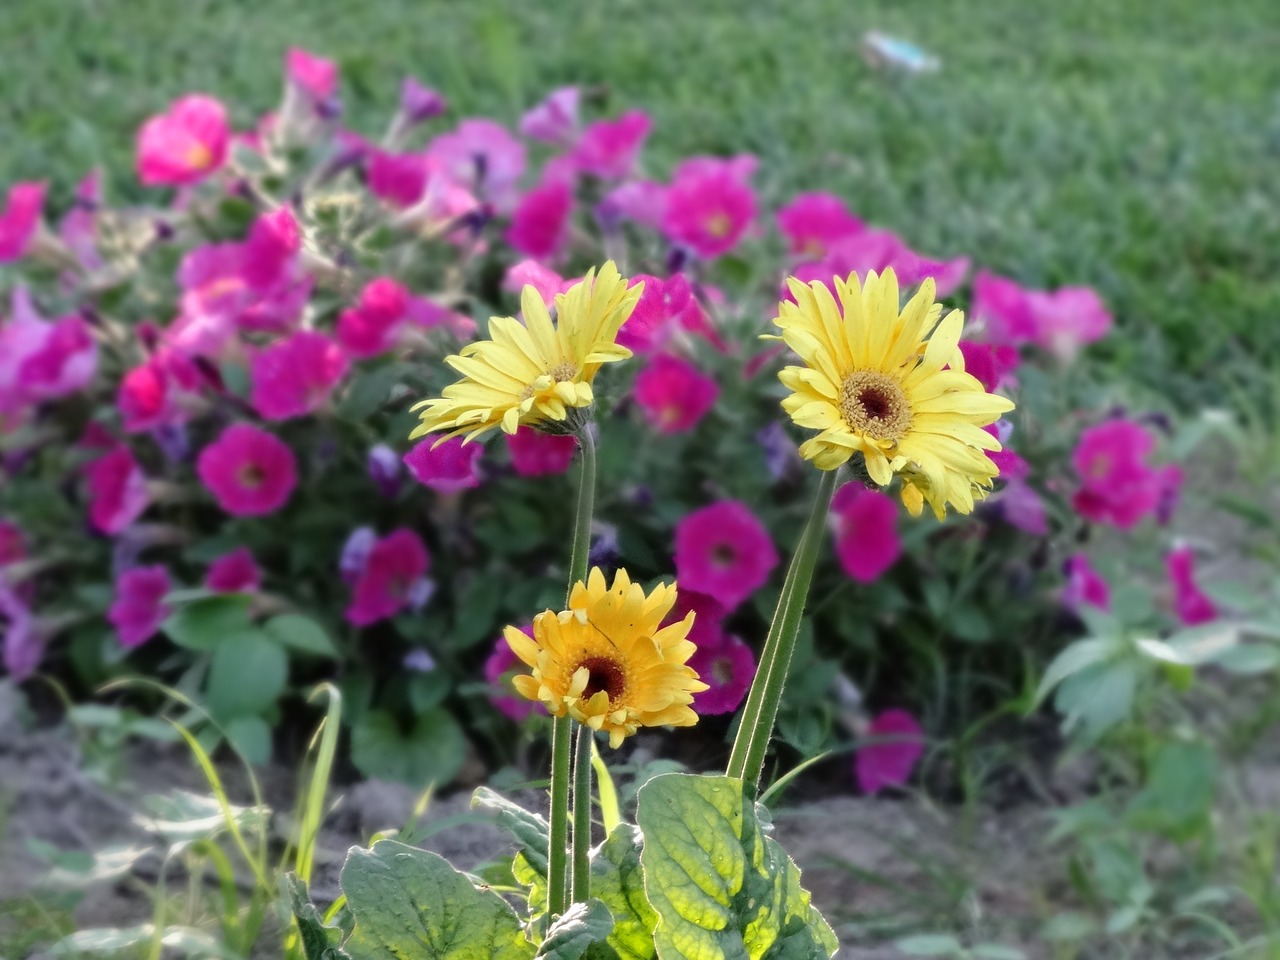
xmin=1 ymin=582 xmax=40 ymax=680
xmin=0 ymin=287 xmax=97 ymax=407
xmin=633 ymin=354 xmax=719 ymax=434
xmin=285 ymin=47 xmax=338 ymax=102
xmin=486 ymin=627 xmax=536 ymax=721
xmin=337 ymin=277 xmax=409 ymax=358
xmin=1062 ymin=553 xmax=1110 ymax=613
xmin=1027 ymin=286 xmax=1112 ymax=360
xmin=665 ymin=590 xmax=728 ymax=648
xmin=599 ymin=179 xmax=669 ymax=230
xmin=572 ymin=111 xmax=653 ymax=180
xmin=776 ymin=192 xmax=864 ymax=258
xmin=1071 ymin=419 xmax=1174 ymax=530
xmin=688 ymin=634 xmax=756 ymax=715
xmin=250 ymin=330 xmax=348 ymax=420
xmin=0 ymin=181 xmax=47 ymax=262
xmin=972 ymin=271 xmax=1038 ymax=345
xmin=506 ymin=427 xmax=578 ymax=477
xmin=1166 ymin=547 xmax=1217 ymax=626
xmin=86 ymin=445 xmax=150 ymax=535
xmin=117 ymin=348 xmax=202 ymax=434
xmin=662 ymin=156 xmax=757 ymax=260
xmin=205 ymin=547 xmax=262 ymax=594
xmin=109 ymin=566 xmax=172 ymax=648
xmin=505 ymin=179 xmax=573 ymax=260
xmin=345 ymin=528 xmax=430 ymax=626
xmin=855 ymin=709 xmax=925 ymax=794
xmin=197 ymin=423 xmax=298 ymax=517
xmin=959 ymin=340 xmax=1019 ymax=393
xmin=428 ymin=119 xmax=526 ymax=211
xmin=615 ymin=275 xmax=672 ymax=354
xmin=242 ymin=207 xmax=302 ymax=291
xmin=794 ymin=229 xmax=968 ymax=298
xmin=674 ymin=500 xmax=779 ymax=611
xmin=59 ymin=171 xmax=103 ymax=272
xmin=504 ymin=260 xmax=571 ymax=304
xmin=175 ymin=239 xmax=312 ymax=341
xmin=136 ymin=95 xmax=229 ymax=187
xmin=519 ymin=87 xmax=581 ymax=145
xmin=403 ymin=436 xmax=483 ymax=493
xmin=405 ymin=293 xmax=476 ymax=340
xmin=830 ymin=484 xmax=901 ymax=583
xmin=367 ymin=150 xmax=428 ymax=208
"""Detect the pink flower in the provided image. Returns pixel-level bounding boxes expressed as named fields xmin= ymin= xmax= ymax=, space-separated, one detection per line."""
xmin=406 ymin=294 xmax=476 ymax=339
xmin=572 ymin=111 xmax=653 ymax=180
xmin=666 ymin=590 xmax=728 ymax=648
xmin=59 ymin=171 xmax=103 ymax=271
xmin=830 ymin=484 xmax=901 ymax=583
xmin=86 ymin=445 xmax=150 ymax=535
xmin=1071 ymin=419 xmax=1173 ymax=529
xmin=487 ymin=628 xmax=536 ymax=721
xmin=0 ymin=287 xmax=97 ymax=406
xmin=242 ymin=207 xmax=302 ymax=290
xmin=633 ymin=354 xmax=719 ymax=434
xmin=399 ymin=77 xmax=447 ymax=123
xmin=1062 ymin=553 xmax=1110 ymax=613
xmin=197 ymin=423 xmax=298 ymax=517
xmin=519 ymin=87 xmax=581 ymax=144
xmin=615 ymin=275 xmax=672 ymax=353
xmin=506 ymin=427 xmax=578 ymax=477
xmin=0 ymin=521 xmax=25 ymax=567
xmin=0 ymin=181 xmax=46 ymax=262
xmin=997 ymin=479 xmax=1048 ymax=535
xmin=972 ymin=271 xmax=1037 ymax=345
xmin=599 ymin=180 xmax=668 ymax=230
xmin=286 ymin=47 xmax=338 ymax=101
xmin=136 ymin=95 xmax=229 ymax=186
xmin=959 ymin=341 xmax=1019 ymax=393
xmin=1167 ymin=547 xmax=1217 ymax=626
xmin=175 ymin=240 xmax=312 ymax=341
xmin=662 ymin=156 xmax=757 ymax=259
xmin=504 ymin=260 xmax=570 ymax=304
xmin=689 ymin=634 xmax=756 ymax=715
xmin=428 ymin=119 xmax=526 ymax=210
xmin=1028 ymin=286 xmax=1112 ymax=359
xmin=1 ymin=583 xmax=40 ymax=680
xmin=856 ymin=709 xmax=925 ymax=794
xmin=674 ymin=500 xmax=779 ymax=611
xmin=367 ymin=150 xmax=428 ymax=208
xmin=117 ymin=348 xmax=202 ymax=434
xmin=250 ymin=331 xmax=348 ymax=420
xmin=205 ymin=547 xmax=262 ymax=593
xmin=337 ymin=277 xmax=409 ymax=358
xmin=795 ymin=229 xmax=968 ymax=298
xmin=345 ymin=528 xmax=430 ymax=626
xmin=403 ymin=436 xmax=483 ymax=493
xmin=109 ymin=566 xmax=172 ymax=648
xmin=776 ymin=192 xmax=864 ymax=258
xmin=505 ymin=179 xmax=573 ymax=259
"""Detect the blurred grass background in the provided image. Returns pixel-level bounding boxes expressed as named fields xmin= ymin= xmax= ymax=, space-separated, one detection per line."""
xmin=2 ymin=0 xmax=1278 ymax=408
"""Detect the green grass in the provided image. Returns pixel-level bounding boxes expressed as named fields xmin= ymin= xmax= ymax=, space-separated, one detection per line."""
xmin=2 ymin=0 xmax=1278 ymax=406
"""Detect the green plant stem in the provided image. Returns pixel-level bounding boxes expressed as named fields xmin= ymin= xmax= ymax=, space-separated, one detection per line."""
xmin=547 ymin=426 xmax=598 ymax=918
xmin=571 ymin=721 xmax=593 ymax=903
xmin=726 ymin=467 xmax=838 ymax=787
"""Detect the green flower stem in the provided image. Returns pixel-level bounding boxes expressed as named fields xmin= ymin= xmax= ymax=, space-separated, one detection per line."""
xmin=726 ymin=467 xmax=839 ymax=787
xmin=571 ymin=721 xmax=594 ymax=903
xmin=547 ymin=427 xmax=597 ymax=918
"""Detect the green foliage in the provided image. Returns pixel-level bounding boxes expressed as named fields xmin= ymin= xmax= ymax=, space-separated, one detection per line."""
xmin=349 ymin=708 xmax=467 ymax=786
xmin=536 ymin=900 xmax=616 ymax=960
xmin=473 ymin=785 xmax=551 ymax=876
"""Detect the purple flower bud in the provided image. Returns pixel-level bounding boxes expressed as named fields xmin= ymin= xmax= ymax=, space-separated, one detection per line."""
xmin=152 ymin=424 xmax=190 ymax=464
xmin=403 ymin=648 xmax=437 ymax=672
xmin=588 ymin=521 xmax=619 ymax=569
xmin=756 ymin=422 xmax=798 ymax=481
xmin=339 ymin=526 xmax=377 ymax=583
xmin=400 ymin=77 xmax=447 ymax=123
xmin=367 ymin=444 xmax=402 ymax=498
xmin=407 ymin=576 xmax=436 ymax=612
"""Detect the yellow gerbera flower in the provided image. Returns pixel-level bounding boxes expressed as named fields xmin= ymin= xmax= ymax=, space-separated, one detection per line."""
xmin=773 ymin=268 xmax=1015 ymax=519
xmin=504 ymin=568 xmax=708 ymax=748
xmin=409 ymin=262 xmax=642 ymax=442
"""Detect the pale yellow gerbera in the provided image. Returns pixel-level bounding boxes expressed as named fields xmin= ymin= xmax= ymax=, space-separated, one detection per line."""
xmin=773 ymin=268 xmax=1015 ymax=518
xmin=504 ymin=568 xmax=707 ymax=748
xmin=409 ymin=262 xmax=642 ymax=442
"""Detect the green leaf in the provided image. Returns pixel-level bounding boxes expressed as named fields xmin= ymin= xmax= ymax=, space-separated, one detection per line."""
xmin=350 ymin=709 xmax=467 ymax=787
xmin=1040 ymin=911 xmax=1096 ymax=941
xmin=635 ymin=773 xmax=837 ymax=960
xmin=206 ymin=630 xmax=288 ymax=719
xmin=1054 ymin=658 xmax=1140 ymax=741
xmin=341 ymin=840 xmax=534 ymax=960
xmin=162 ymin=595 xmax=254 ymax=651
xmin=590 ymin=825 xmax=658 ymax=960
xmin=49 ymin=925 xmax=241 ymax=958
xmin=537 ymin=900 xmax=616 ymax=959
xmin=285 ymin=873 xmax=352 ymax=960
xmin=971 ymin=946 xmax=1025 ymax=960
xmin=1030 ymin=638 xmax=1117 ymax=711
xmin=340 ymin=363 xmax=409 ymax=420
xmin=263 ymin=613 xmax=338 ymax=657
xmin=893 ymin=933 xmax=961 ymax=956
xmin=471 ymin=786 xmax=549 ymax=876
xmin=1209 ymin=643 xmax=1280 ymax=674
xmin=223 ymin=714 xmax=273 ymax=765
xmin=1125 ymin=741 xmax=1217 ymax=840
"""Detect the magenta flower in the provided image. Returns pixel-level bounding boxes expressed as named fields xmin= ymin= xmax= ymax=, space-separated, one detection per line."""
xmin=958 ymin=340 xmax=1019 ymax=393
xmin=109 ymin=566 xmax=172 ymax=648
xmin=86 ymin=445 xmax=150 ymax=535
xmin=367 ymin=150 xmax=428 ymax=208
xmin=0 ymin=181 xmax=46 ymax=262
xmin=197 ymin=423 xmax=298 ymax=517
xmin=205 ymin=547 xmax=262 ymax=594
xmin=795 ymin=229 xmax=969 ymax=298
xmin=633 ymin=354 xmax=719 ymax=434
xmin=615 ymin=275 xmax=673 ymax=354
xmin=776 ymin=192 xmax=864 ymax=258
xmin=972 ymin=271 xmax=1037 ymax=345
xmin=505 ymin=427 xmax=578 ymax=477
xmin=136 ymin=94 xmax=229 ymax=187
xmin=428 ymin=119 xmax=526 ymax=210
xmin=0 ymin=287 xmax=97 ymax=406
xmin=600 ymin=180 xmax=669 ymax=230
xmin=486 ymin=627 xmax=536 ymax=721
xmin=285 ymin=47 xmax=339 ymax=102
xmin=176 ymin=239 xmax=312 ymax=341
xmin=856 ymin=709 xmax=925 ymax=794
xmin=519 ymin=87 xmax=581 ymax=144
xmin=117 ymin=349 xmax=202 ymax=434
xmin=572 ymin=111 xmax=653 ymax=180
xmin=399 ymin=77 xmax=447 ymax=123
xmin=250 ymin=330 xmax=348 ymax=421
xmin=406 ymin=294 xmax=476 ymax=339
xmin=242 ymin=207 xmax=302 ymax=290
xmin=59 ymin=171 xmax=103 ymax=272
xmin=345 ymin=528 xmax=430 ymax=626
xmin=1167 ymin=547 xmax=1217 ymax=626
xmin=505 ymin=179 xmax=573 ymax=260
xmin=1028 ymin=286 xmax=1112 ymax=359
xmin=504 ymin=260 xmax=571 ymax=304
xmin=403 ymin=436 xmax=483 ymax=493
xmin=662 ymin=156 xmax=757 ymax=259
xmin=337 ymin=277 xmax=409 ymax=358
xmin=674 ymin=500 xmax=779 ymax=611
xmin=830 ymin=484 xmax=901 ymax=583
xmin=689 ymin=634 xmax=756 ymax=715
xmin=1 ymin=582 xmax=40 ymax=680
xmin=1062 ymin=553 xmax=1110 ymax=613
xmin=1071 ymin=419 xmax=1175 ymax=529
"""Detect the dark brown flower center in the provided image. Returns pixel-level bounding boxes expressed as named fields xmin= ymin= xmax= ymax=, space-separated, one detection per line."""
xmin=578 ymin=656 xmax=626 ymax=702
xmin=238 ymin=463 xmax=265 ymax=488
xmin=711 ymin=543 xmax=736 ymax=567
xmin=838 ymin=371 xmax=912 ymax=441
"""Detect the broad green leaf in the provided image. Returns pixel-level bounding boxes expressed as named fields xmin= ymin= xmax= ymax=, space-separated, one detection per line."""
xmin=139 ymin=789 xmax=268 ymax=843
xmin=893 ymin=933 xmax=961 ymax=956
xmin=590 ymin=824 xmax=658 ymax=960
xmin=285 ymin=873 xmax=352 ymax=960
xmin=162 ymin=595 xmax=254 ymax=651
xmin=1040 ymin=911 xmax=1096 ymax=941
xmin=537 ymin=899 xmax=616 ymax=959
xmin=206 ymin=630 xmax=288 ymax=719
xmin=1030 ymin=638 xmax=1117 ymax=711
xmin=49 ymin=924 xmax=241 ymax=958
xmin=635 ymin=774 xmax=837 ymax=960
xmin=1125 ymin=741 xmax=1217 ymax=840
xmin=1209 ymin=643 xmax=1280 ymax=674
xmin=264 ymin=613 xmax=339 ymax=657
xmin=341 ymin=840 xmax=534 ymax=960
xmin=350 ymin=709 xmax=467 ymax=787
xmin=223 ymin=714 xmax=273 ymax=765
xmin=472 ymin=786 xmax=550 ymax=875
xmin=971 ymin=946 xmax=1025 ymax=960
xmin=1054 ymin=658 xmax=1139 ymax=741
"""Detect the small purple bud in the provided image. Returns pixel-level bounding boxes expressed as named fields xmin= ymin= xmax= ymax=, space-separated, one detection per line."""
xmin=339 ymin=526 xmax=377 ymax=583
xmin=367 ymin=444 xmax=402 ymax=498
xmin=666 ymin=247 xmax=689 ymax=275
xmin=403 ymin=648 xmax=437 ymax=672
xmin=152 ymin=424 xmax=190 ymax=464
xmin=316 ymin=95 xmax=344 ymax=122
xmin=756 ymin=422 xmax=798 ymax=481
xmin=588 ymin=522 xmax=619 ymax=569
xmin=593 ymin=198 xmax=622 ymax=235
xmin=400 ymin=77 xmax=447 ymax=123
xmin=407 ymin=577 xmax=436 ymax=612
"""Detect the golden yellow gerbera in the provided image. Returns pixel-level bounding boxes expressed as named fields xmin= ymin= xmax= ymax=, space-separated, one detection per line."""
xmin=504 ymin=568 xmax=707 ymax=748
xmin=409 ymin=262 xmax=641 ymax=442
xmin=773 ymin=268 xmax=1015 ymax=519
